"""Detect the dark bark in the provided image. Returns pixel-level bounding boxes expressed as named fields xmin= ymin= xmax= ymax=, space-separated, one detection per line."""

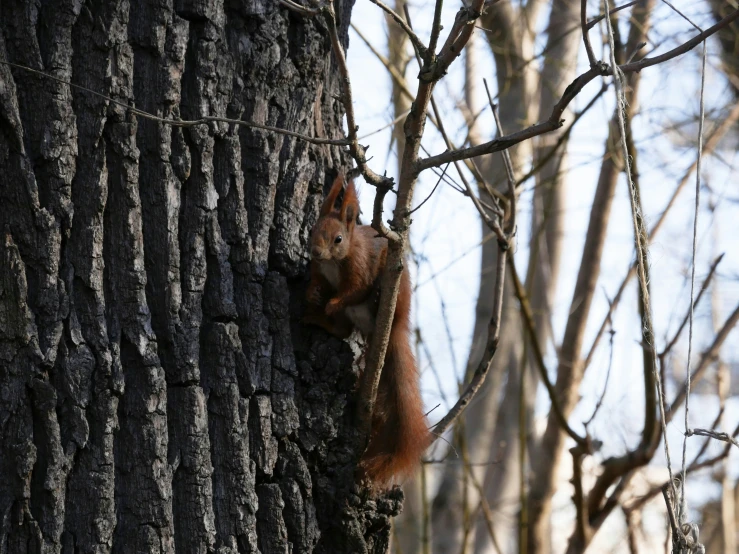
xmin=0 ymin=1 xmax=399 ymax=553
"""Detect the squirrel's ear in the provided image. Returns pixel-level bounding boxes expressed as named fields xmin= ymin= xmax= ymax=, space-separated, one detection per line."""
xmin=320 ymin=175 xmax=344 ymax=217
xmin=341 ymin=179 xmax=359 ymax=228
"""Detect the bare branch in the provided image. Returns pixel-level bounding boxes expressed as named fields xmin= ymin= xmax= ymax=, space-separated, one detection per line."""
xmin=688 ymin=428 xmax=739 ymax=449
xmin=432 ymin=240 xmax=507 ymax=437
xmin=278 ymin=0 xmax=321 ymax=17
xmin=0 ymin=60 xmax=350 ymax=146
xmin=417 ymin=8 xmax=739 ymax=171
xmin=581 ymin=0 xmax=598 ymax=67
xmin=667 ymin=303 xmax=739 ymax=421
xmin=367 ymin=0 xmax=428 ymax=60
xmin=585 ymin=1 xmax=641 ymax=31
xmin=660 ymin=254 xmax=724 ymax=359
xmin=582 ymin=101 xmax=739 ymax=373
xmin=508 ymin=257 xmax=589 ymax=448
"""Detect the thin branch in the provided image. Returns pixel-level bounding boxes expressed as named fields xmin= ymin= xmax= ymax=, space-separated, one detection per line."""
xmin=666 ymin=302 xmax=739 ymax=421
xmin=432 ymin=238 xmax=507 ymax=437
xmin=358 ymin=0 xmax=489 ymax=448
xmin=323 ymin=5 xmax=400 ymax=242
xmin=516 ymin=83 xmax=609 ymax=189
xmin=508 ymin=257 xmax=589 ymax=448
xmin=0 ymin=60 xmax=350 ymax=146
xmin=278 ymin=0 xmax=322 ymax=16
xmin=688 ymin=428 xmax=739 ymax=449
xmin=582 ymin=100 xmax=739 ymax=373
xmin=659 ymin=254 xmax=723 ymax=359
xmin=367 ymin=0 xmax=428 ymax=60
xmin=486 ymin=81 xmax=517 ymax=235
xmin=584 ymin=303 xmax=615 ymax=428
xmin=628 ymin=422 xmax=739 ymax=512
xmin=678 ymin=33 xmax=708 ymax=523
xmin=585 ymin=1 xmax=641 ymax=31
xmin=409 ymin=164 xmax=449 ymax=216
xmin=581 ymin=0 xmax=598 ymax=67
xmin=428 ymin=0 xmax=445 ymax=56
xmin=416 ymin=8 xmax=739 ymax=171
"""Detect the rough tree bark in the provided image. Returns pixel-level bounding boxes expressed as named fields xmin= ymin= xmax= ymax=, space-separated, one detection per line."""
xmin=0 ymin=1 xmax=400 ymax=553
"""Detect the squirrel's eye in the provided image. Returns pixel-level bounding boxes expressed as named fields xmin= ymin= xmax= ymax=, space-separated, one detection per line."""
xmin=334 ymin=235 xmax=343 ymax=244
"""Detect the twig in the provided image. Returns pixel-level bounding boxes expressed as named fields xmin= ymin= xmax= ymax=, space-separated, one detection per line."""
xmin=323 ymin=7 xmax=393 ymax=194
xmin=678 ymin=32 xmax=708 ymax=524
xmin=427 ymin=0 xmax=445 ymax=56
xmin=278 ymin=0 xmax=322 ymax=16
xmin=0 ymin=59 xmax=350 ymax=146
xmin=463 ymin=459 xmax=504 ymax=554
xmin=582 ymin=100 xmax=739 ymax=372
xmin=605 ymin=0 xmax=677 ymax=506
xmin=416 ymin=8 xmax=739 ymax=171
xmin=666 ymin=302 xmax=739 ymax=422
xmin=485 ymin=81 xmax=517 ymax=236
xmin=508 ymin=257 xmax=589 ymax=448
xmin=585 ymin=1 xmax=640 ymax=31
xmin=358 ymin=0 xmax=490 ymax=449
xmin=688 ymin=428 xmax=739 ymax=449
xmin=659 ymin=254 xmax=724 ymax=359
xmin=628 ymin=422 xmax=739 ymax=511
xmin=584 ymin=298 xmax=615 ymax=428
xmin=409 ymin=164 xmax=449 ymax=216
xmin=432 ymin=238 xmax=507 ymax=437
xmin=581 ymin=0 xmax=598 ymax=67
xmin=367 ymin=0 xmax=428 ymax=60
xmin=515 ymin=83 xmax=609 ymax=189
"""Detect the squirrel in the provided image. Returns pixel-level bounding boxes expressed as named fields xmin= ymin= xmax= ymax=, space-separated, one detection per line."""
xmin=304 ymin=175 xmax=430 ymax=487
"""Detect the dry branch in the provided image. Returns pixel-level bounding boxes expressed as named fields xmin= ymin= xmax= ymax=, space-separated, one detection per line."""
xmin=416 ymin=7 xmax=739 ymax=171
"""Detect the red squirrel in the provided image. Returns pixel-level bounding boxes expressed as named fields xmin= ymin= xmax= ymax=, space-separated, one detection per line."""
xmin=305 ymin=175 xmax=430 ymax=487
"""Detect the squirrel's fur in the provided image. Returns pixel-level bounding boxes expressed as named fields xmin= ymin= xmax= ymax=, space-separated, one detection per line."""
xmin=305 ymin=175 xmax=429 ymax=487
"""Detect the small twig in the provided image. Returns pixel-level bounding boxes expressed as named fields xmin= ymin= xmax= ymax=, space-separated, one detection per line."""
xmin=584 ymin=295 xmax=615 ymax=428
xmin=485 ymin=80 xmax=517 ymax=236
xmin=659 ymin=0 xmax=702 ymax=32
xmin=678 ymin=30 xmax=708 ymax=523
xmin=581 ymin=0 xmax=598 ymax=67
xmin=659 ymin=254 xmax=724 ymax=359
xmin=628 ymin=422 xmax=739 ymax=512
xmin=367 ymin=0 xmax=428 ymax=60
xmin=662 ymin=486 xmax=683 ymax=544
xmin=508 ymin=257 xmax=589 ymax=448
xmin=278 ymin=0 xmax=321 ymax=16
xmin=427 ymin=0 xmax=445 ymax=56
xmin=585 ymin=1 xmax=640 ymax=31
xmin=323 ymin=5 xmax=399 ymax=242
xmin=666 ymin=302 xmax=739 ymax=422
xmin=416 ymin=8 xmax=739 ymax=171
xmin=464 ymin=457 xmax=504 ymax=554
xmin=688 ymin=428 xmax=739 ymax=449
xmin=515 ymin=83 xmax=609 ymax=189
xmin=408 ymin=164 xmax=449 ymax=216
xmin=0 ymin=59 xmax=350 ymax=146
xmin=432 ymin=236 xmax=507 ymax=437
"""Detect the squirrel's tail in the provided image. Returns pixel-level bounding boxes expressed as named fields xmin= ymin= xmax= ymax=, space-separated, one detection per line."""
xmin=359 ymin=289 xmax=430 ymax=486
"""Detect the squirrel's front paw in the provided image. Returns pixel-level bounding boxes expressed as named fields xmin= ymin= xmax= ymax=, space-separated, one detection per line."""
xmin=325 ymin=298 xmax=342 ymax=316
xmin=306 ymin=286 xmax=323 ymax=306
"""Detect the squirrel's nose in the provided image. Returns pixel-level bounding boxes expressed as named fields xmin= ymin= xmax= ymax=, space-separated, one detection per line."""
xmin=311 ymin=247 xmax=321 ymax=258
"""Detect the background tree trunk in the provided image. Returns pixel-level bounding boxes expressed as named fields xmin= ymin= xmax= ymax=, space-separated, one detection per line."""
xmin=0 ymin=1 xmax=399 ymax=553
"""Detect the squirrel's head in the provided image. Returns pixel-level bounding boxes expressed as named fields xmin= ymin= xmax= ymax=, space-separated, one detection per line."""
xmin=310 ymin=175 xmax=358 ymax=262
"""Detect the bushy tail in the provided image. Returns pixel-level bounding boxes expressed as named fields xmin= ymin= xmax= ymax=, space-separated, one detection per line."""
xmin=359 ymin=321 xmax=430 ymax=487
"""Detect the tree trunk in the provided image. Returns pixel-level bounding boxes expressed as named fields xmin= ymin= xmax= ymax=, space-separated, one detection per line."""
xmin=0 ymin=1 xmax=399 ymax=553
